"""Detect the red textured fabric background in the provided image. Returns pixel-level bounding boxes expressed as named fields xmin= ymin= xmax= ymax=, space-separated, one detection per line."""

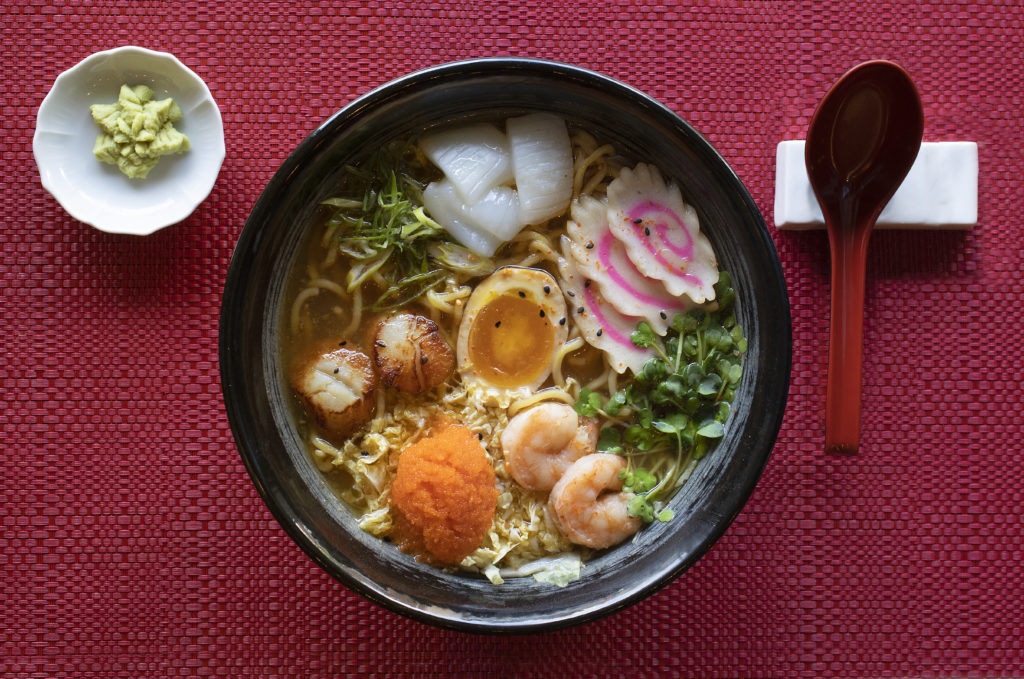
xmin=3 ymin=2 xmax=1022 ymax=677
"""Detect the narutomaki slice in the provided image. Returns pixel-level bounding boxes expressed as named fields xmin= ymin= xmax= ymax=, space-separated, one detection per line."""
xmin=606 ymin=163 xmax=719 ymax=305
xmin=556 ymin=237 xmax=653 ymax=375
xmin=566 ymin=194 xmax=693 ymax=335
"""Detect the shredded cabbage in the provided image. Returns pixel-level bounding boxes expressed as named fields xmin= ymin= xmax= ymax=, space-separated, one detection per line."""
xmin=308 ymin=381 xmax=582 ymax=583
xmin=499 ymin=553 xmax=583 ymax=587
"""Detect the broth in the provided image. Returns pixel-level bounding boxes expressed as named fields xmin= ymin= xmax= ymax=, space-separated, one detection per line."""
xmin=278 ymin=116 xmax=744 ymax=582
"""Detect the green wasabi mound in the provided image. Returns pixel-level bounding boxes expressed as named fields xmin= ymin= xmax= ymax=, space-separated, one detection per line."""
xmin=90 ymin=84 xmax=190 ymax=179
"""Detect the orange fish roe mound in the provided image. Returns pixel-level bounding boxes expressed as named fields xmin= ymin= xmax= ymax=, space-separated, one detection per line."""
xmin=390 ymin=424 xmax=498 ymax=564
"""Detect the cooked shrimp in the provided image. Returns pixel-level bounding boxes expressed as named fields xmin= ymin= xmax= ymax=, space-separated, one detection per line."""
xmin=501 ymin=403 xmax=597 ymax=491
xmin=547 ymin=453 xmax=641 ymax=549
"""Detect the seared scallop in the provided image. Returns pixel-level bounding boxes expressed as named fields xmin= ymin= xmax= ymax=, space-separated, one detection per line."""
xmin=372 ymin=312 xmax=455 ymax=393
xmin=293 ymin=346 xmax=377 ymax=438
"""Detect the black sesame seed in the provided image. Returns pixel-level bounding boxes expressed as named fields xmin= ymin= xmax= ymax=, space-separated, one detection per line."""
xmin=567 ymin=290 xmax=575 ymax=297
xmin=339 ymin=340 xmax=347 ymax=346
xmin=495 ymin=321 xmax=501 ymax=328
xmin=543 ymin=285 xmax=551 ymax=294
xmin=421 ymin=355 xmax=428 ymax=364
xmin=376 ymin=340 xmax=386 ymax=347
xmin=585 ymin=242 xmax=595 ymax=249
xmin=518 ymin=291 xmax=526 ymax=298
xmin=559 ymin=317 xmax=566 ymax=326
xmin=660 ymin=311 xmax=668 ymax=320
xmin=596 ymin=328 xmax=604 ymax=337
xmin=577 ymin=306 xmax=585 ymax=314
xmin=633 ymin=218 xmax=643 ymax=224
xmin=333 ymin=368 xmax=339 ymax=374
xmin=360 ymin=450 xmax=368 ymax=456
xmin=539 ymin=309 xmax=545 ymax=318
xmin=584 ymin=279 xmax=591 ymax=288
xmin=644 ymin=227 xmax=650 ymax=236
xmin=477 ymin=433 xmax=484 ymax=441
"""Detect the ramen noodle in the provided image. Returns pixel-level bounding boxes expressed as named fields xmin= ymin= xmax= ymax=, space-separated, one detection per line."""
xmin=281 ymin=115 xmax=743 ymax=585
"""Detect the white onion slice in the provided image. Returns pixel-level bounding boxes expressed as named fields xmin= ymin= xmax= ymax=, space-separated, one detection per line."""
xmin=462 ymin=184 xmax=523 ymax=242
xmin=420 ymin=123 xmax=514 ymax=204
xmin=422 ymin=180 xmax=504 ymax=256
xmin=507 ymin=113 xmax=573 ymax=226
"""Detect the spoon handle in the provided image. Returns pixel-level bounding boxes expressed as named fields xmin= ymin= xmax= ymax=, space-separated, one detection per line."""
xmin=825 ymin=224 xmax=871 ymax=454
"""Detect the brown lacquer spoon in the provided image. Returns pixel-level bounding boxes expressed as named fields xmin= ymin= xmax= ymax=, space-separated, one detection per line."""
xmin=805 ymin=61 xmax=923 ymax=454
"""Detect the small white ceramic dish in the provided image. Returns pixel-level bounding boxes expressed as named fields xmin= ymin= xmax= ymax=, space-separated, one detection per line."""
xmin=34 ymin=46 xmax=225 ymax=235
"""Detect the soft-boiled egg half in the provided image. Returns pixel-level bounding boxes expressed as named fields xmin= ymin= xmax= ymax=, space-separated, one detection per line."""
xmin=456 ymin=266 xmax=568 ymax=390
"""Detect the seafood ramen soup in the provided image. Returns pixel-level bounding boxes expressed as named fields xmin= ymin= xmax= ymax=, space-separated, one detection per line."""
xmin=282 ymin=113 xmax=747 ymax=585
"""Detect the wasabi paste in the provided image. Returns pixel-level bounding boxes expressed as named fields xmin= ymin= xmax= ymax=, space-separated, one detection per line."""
xmin=90 ymin=84 xmax=190 ymax=179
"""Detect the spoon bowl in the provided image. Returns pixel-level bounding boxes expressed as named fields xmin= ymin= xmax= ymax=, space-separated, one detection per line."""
xmin=805 ymin=61 xmax=923 ymax=454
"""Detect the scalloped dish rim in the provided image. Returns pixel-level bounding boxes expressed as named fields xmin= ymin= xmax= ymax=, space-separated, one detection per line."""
xmin=33 ymin=45 xmax=225 ymax=235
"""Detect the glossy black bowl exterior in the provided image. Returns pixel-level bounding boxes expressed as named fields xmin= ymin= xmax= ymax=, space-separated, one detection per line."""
xmin=220 ymin=58 xmax=790 ymax=633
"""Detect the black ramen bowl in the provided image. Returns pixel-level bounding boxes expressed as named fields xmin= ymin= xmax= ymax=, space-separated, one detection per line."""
xmin=220 ymin=58 xmax=790 ymax=633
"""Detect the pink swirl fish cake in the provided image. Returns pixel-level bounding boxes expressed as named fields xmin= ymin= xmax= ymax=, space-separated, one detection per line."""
xmin=606 ymin=163 xmax=719 ymax=305
xmin=566 ymin=194 xmax=693 ymax=335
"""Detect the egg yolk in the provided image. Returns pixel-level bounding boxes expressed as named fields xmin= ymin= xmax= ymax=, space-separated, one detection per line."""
xmin=467 ymin=293 xmax=554 ymax=388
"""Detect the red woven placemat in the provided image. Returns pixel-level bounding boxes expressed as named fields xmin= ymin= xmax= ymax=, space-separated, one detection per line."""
xmin=3 ymin=2 xmax=1022 ymax=677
